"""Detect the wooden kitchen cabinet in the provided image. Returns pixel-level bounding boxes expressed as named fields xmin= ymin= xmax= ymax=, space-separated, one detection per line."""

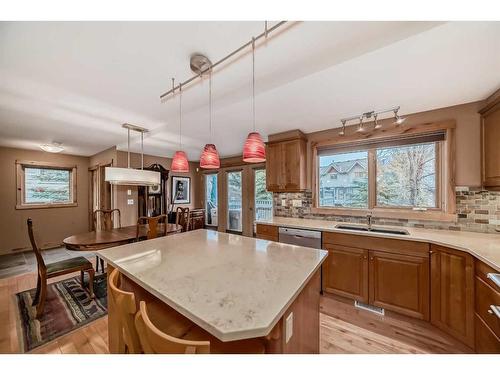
xmin=430 ymin=244 xmax=475 ymax=348
xmin=369 ymin=250 xmax=429 ymax=320
xmin=265 ymin=133 xmax=307 ymax=192
xmin=255 ymin=223 xmax=278 ymax=242
xmin=322 ymin=244 xmax=369 ymax=303
xmin=479 ymin=93 xmax=500 ymax=189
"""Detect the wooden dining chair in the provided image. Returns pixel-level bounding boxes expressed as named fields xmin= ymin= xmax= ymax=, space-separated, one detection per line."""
xmin=27 ymin=218 xmax=95 ymax=318
xmin=93 ymin=209 xmax=121 ymax=272
xmin=175 ymin=207 xmax=190 ymax=232
xmin=135 ymin=301 xmax=210 ymax=354
xmin=136 ymin=214 xmax=168 ymax=241
xmin=108 ymin=268 xmax=142 ymax=354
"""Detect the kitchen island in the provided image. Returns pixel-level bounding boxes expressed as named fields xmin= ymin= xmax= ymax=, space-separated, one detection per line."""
xmin=97 ymin=229 xmax=328 ymax=353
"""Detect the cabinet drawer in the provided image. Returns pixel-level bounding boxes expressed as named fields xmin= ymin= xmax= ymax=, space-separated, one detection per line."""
xmin=323 ymin=232 xmax=429 ymax=257
xmin=475 ymin=314 xmax=500 ymax=353
xmin=475 ymin=276 xmax=500 ymax=337
xmin=256 ymin=224 xmax=278 ymax=241
xmin=475 ymin=259 xmax=500 ymax=292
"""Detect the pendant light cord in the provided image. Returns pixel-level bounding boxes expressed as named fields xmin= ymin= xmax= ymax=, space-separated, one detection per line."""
xmin=209 ymin=68 xmax=213 ymax=144
xmin=179 ymin=83 xmax=182 ymax=150
xmin=252 ymin=37 xmax=256 ymax=132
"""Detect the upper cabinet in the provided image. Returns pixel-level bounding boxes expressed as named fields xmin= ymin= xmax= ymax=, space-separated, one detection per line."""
xmin=265 ymin=131 xmax=307 ymax=192
xmin=479 ymin=91 xmax=500 ymax=189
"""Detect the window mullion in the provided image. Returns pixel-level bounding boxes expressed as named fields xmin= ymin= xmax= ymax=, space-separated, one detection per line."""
xmin=368 ymin=149 xmax=376 ymax=210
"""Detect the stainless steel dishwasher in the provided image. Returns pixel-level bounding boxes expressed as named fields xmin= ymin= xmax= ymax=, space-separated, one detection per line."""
xmin=278 ymin=227 xmax=322 ymax=248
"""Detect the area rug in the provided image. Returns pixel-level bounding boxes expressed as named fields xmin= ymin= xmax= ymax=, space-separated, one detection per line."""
xmin=16 ymin=275 xmax=107 ymax=352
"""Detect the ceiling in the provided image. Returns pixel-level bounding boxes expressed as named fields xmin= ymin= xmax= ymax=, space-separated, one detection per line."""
xmin=1 ymin=21 xmax=499 ymax=160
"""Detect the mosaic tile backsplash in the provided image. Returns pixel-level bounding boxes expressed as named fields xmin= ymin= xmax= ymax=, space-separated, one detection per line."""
xmin=273 ymin=188 xmax=500 ymax=234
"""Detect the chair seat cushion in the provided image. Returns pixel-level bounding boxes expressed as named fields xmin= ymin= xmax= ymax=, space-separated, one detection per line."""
xmin=46 ymin=256 xmax=93 ymax=275
xmin=181 ymin=326 xmax=265 ymax=354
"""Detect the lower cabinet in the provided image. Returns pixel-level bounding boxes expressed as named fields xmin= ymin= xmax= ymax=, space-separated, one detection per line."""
xmin=255 ymin=223 xmax=279 ymax=242
xmin=369 ymin=250 xmax=429 ymax=320
xmin=430 ymin=244 xmax=475 ymax=349
xmin=322 ymin=244 xmax=368 ymax=303
xmin=475 ymin=314 xmax=500 ymax=353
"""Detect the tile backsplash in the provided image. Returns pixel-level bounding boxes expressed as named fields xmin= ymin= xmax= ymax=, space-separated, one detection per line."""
xmin=273 ymin=188 xmax=500 ymax=234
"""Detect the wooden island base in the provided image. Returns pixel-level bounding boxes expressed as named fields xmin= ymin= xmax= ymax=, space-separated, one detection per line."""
xmin=107 ymin=265 xmax=321 ymax=354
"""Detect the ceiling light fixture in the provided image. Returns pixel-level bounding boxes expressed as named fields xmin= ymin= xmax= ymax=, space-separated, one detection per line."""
xmin=200 ymin=69 xmax=220 ymax=169
xmin=40 ymin=142 xmax=64 ymax=153
xmin=171 ymin=79 xmax=189 ymax=173
xmin=243 ymin=37 xmax=266 ymax=163
xmin=105 ymin=124 xmax=160 ymax=186
xmin=393 ymin=108 xmax=406 ymax=125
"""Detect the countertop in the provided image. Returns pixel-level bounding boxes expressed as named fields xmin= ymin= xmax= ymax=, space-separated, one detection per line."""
xmin=97 ymin=229 xmax=327 ymax=342
xmin=256 ymin=216 xmax=500 ymax=272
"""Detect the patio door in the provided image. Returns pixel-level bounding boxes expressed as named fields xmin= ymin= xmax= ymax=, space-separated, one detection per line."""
xmin=226 ymin=170 xmax=242 ymax=233
xmin=204 ymin=173 xmax=218 ymax=228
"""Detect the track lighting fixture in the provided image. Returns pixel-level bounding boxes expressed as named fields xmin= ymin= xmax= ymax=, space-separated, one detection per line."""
xmin=356 ymin=116 xmax=364 ymax=133
xmin=340 ymin=106 xmax=404 ymax=134
xmin=338 ymin=120 xmax=346 ymax=136
xmin=393 ymin=108 xmax=406 ymax=125
xmin=374 ymin=114 xmax=382 ymax=129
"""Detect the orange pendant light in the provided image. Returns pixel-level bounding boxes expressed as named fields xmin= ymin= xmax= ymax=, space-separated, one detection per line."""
xmin=171 ymin=81 xmax=190 ymax=173
xmin=200 ymin=70 xmax=220 ymax=169
xmin=243 ymin=37 xmax=266 ymax=163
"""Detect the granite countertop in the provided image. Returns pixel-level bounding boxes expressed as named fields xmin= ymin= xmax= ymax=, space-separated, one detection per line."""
xmin=97 ymin=229 xmax=327 ymax=342
xmin=256 ymin=216 xmax=500 ymax=272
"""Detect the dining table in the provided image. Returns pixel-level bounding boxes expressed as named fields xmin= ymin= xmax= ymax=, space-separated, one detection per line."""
xmin=63 ymin=223 xmax=183 ymax=251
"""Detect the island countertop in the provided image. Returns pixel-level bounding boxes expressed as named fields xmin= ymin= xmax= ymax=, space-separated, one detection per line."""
xmin=97 ymin=229 xmax=327 ymax=342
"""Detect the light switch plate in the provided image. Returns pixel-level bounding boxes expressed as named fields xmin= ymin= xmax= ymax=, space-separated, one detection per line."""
xmin=285 ymin=312 xmax=293 ymax=343
xmin=127 ymin=199 xmax=134 ymax=205
xmin=127 ymin=189 xmax=132 ymax=196
xmin=292 ymin=199 xmax=302 ymax=207
xmin=281 ymin=199 xmax=287 ymax=207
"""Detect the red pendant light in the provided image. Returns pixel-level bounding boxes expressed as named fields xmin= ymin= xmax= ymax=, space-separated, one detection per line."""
xmin=200 ymin=70 xmax=220 ymax=169
xmin=171 ymin=81 xmax=190 ymax=173
xmin=243 ymin=132 xmax=266 ymax=163
xmin=243 ymin=37 xmax=266 ymax=163
xmin=200 ymin=144 xmax=220 ymax=169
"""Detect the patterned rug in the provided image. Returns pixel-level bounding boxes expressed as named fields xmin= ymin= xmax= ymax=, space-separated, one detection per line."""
xmin=16 ymin=275 xmax=107 ymax=352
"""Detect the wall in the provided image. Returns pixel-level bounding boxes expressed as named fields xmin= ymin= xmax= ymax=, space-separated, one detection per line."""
xmin=0 ymin=147 xmax=90 ymax=255
xmin=114 ymin=151 xmax=201 ymax=226
xmin=306 ymin=101 xmax=483 ymax=188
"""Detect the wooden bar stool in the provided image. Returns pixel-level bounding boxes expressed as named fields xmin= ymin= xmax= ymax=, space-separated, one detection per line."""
xmin=135 ymin=300 xmax=266 ymax=354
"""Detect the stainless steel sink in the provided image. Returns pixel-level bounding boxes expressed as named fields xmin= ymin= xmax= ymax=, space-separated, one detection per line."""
xmin=335 ymin=224 xmax=409 ymax=236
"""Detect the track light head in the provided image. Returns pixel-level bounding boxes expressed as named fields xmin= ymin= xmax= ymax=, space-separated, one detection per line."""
xmin=374 ymin=114 xmax=382 ymax=129
xmin=393 ymin=108 xmax=406 ymax=125
xmin=355 ymin=116 xmax=364 ymax=133
xmin=339 ymin=120 xmax=346 ymax=136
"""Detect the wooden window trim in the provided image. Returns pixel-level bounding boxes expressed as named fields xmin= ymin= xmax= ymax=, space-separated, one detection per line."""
xmin=16 ymin=160 xmax=78 ymax=210
xmin=311 ymin=120 xmax=456 ymax=222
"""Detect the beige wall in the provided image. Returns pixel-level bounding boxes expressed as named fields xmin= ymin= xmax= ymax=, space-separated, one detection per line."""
xmin=114 ymin=151 xmax=202 ymax=226
xmin=0 ymin=147 xmax=89 ymax=255
xmin=306 ymin=101 xmax=484 ymax=188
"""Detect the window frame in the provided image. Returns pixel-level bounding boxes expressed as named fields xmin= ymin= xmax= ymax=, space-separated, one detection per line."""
xmin=311 ymin=120 xmax=456 ymax=221
xmin=16 ymin=160 xmax=77 ymax=209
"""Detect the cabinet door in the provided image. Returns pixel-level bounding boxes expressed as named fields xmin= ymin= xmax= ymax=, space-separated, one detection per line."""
xmin=482 ymin=104 xmax=500 ymax=187
xmin=430 ymin=245 xmax=475 ymax=348
xmin=369 ymin=250 xmax=430 ymax=320
xmin=283 ymin=140 xmax=301 ymax=191
xmin=475 ymin=314 xmax=500 ymax=353
xmin=265 ymin=143 xmax=283 ymax=191
xmin=322 ymin=244 xmax=368 ymax=303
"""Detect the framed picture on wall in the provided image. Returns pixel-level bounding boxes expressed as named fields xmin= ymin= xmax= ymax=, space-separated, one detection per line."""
xmin=171 ymin=176 xmax=190 ymax=204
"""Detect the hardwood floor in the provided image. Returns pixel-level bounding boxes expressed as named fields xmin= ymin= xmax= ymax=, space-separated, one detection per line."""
xmin=0 ymin=268 xmax=473 ymax=354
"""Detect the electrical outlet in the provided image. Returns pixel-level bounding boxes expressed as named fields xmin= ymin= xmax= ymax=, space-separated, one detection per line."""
xmin=285 ymin=312 xmax=293 ymax=343
xmin=127 ymin=199 xmax=134 ymax=205
xmin=281 ymin=199 xmax=287 ymax=207
xmin=292 ymin=200 xmax=302 ymax=207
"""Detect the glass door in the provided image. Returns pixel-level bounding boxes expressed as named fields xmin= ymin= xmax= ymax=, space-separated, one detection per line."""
xmin=254 ymin=169 xmax=273 ymax=221
xmin=204 ymin=173 xmax=218 ymax=227
xmin=227 ymin=171 xmax=242 ymax=232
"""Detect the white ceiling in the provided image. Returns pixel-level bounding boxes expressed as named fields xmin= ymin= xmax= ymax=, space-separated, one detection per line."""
xmin=1 ymin=21 xmax=499 ymax=160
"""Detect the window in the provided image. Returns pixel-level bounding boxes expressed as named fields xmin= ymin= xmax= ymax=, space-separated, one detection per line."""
xmin=204 ymin=173 xmax=218 ymax=227
xmin=16 ymin=161 xmax=77 ymax=209
xmin=254 ymin=169 xmax=273 ymax=221
xmin=227 ymin=171 xmax=242 ymax=232
xmin=376 ymin=143 xmax=437 ymax=208
xmin=315 ymin=130 xmax=449 ymax=217
xmin=319 ymin=151 xmax=368 ymax=208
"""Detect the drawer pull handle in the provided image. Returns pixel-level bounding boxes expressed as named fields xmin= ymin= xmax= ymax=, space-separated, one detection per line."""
xmin=489 ymin=305 xmax=500 ymax=319
xmin=487 ymin=273 xmax=500 ymax=289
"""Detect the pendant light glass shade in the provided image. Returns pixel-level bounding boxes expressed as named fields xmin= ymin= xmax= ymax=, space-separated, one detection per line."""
xmin=243 ymin=132 xmax=266 ymax=163
xmin=171 ymin=150 xmax=189 ymax=173
xmin=200 ymin=144 xmax=220 ymax=169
